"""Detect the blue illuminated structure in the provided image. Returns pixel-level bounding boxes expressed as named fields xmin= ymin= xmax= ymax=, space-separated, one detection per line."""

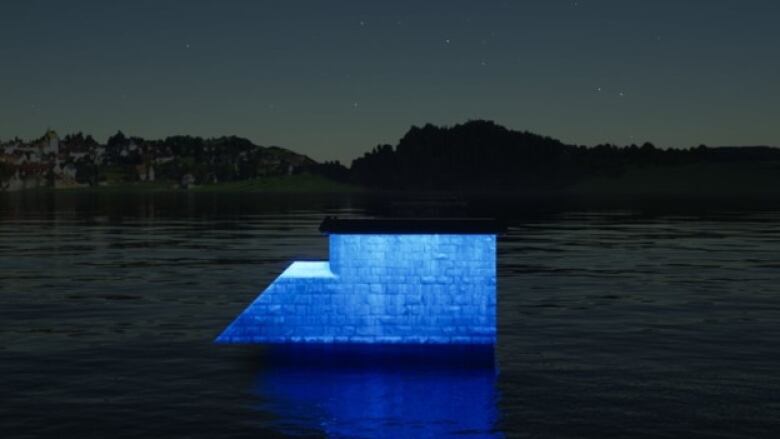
xmin=216 ymin=218 xmax=502 ymax=345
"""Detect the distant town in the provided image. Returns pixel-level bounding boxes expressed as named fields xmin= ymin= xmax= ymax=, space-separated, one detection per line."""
xmin=0 ymin=130 xmax=321 ymax=191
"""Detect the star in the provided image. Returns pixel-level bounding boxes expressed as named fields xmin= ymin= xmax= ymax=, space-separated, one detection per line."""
xmin=353 ymin=102 xmax=359 ymax=109
xmin=185 ymin=43 xmax=190 ymax=49
xmin=618 ymin=91 xmax=625 ymax=97
xmin=445 ymin=39 xmax=451 ymax=45
xmin=359 ymin=20 xmax=365 ymax=27
xmin=596 ymin=87 xmax=602 ymax=92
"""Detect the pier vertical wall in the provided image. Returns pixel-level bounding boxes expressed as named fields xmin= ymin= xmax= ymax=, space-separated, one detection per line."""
xmin=217 ymin=234 xmax=496 ymax=344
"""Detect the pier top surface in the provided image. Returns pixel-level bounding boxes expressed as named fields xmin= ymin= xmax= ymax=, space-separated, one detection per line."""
xmin=319 ymin=217 xmax=505 ymax=234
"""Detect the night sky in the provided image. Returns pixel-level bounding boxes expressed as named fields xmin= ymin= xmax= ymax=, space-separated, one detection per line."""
xmin=1 ymin=0 xmax=778 ymax=163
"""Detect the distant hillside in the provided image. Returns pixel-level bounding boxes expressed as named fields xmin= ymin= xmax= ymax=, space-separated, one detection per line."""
xmin=3 ymin=121 xmax=780 ymax=197
xmin=349 ymin=120 xmax=780 ymax=196
xmin=0 ymin=130 xmax=328 ymax=191
xmin=351 ymin=120 xmax=571 ymax=190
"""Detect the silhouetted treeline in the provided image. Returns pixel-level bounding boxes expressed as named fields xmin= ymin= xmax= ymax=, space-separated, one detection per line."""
xmin=309 ymin=160 xmax=351 ymax=182
xmin=347 ymin=120 xmax=780 ymax=191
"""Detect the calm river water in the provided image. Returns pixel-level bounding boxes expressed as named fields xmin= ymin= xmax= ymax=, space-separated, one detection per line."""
xmin=1 ymin=192 xmax=779 ymax=438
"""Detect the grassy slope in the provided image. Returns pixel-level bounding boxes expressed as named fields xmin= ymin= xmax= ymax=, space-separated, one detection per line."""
xmin=567 ymin=161 xmax=780 ymax=198
xmin=191 ymin=173 xmax=362 ymax=193
xmin=52 ymin=174 xmax=360 ymax=193
xmin=26 ymin=163 xmax=780 ymax=198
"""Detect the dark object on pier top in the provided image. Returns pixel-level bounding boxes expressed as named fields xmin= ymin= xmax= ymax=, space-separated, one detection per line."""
xmin=319 ymin=217 xmax=506 ymax=234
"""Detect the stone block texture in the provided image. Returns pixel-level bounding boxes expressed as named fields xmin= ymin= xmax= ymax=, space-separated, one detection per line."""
xmin=216 ymin=234 xmax=496 ymax=345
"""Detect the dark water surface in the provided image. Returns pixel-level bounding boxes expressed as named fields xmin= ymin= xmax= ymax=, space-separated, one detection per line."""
xmin=1 ymin=193 xmax=779 ymax=438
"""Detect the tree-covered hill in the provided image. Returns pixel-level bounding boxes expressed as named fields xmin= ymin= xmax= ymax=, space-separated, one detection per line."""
xmin=349 ymin=120 xmax=780 ymax=194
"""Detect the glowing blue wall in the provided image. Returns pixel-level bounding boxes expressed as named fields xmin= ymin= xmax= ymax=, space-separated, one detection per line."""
xmin=216 ymin=234 xmax=496 ymax=344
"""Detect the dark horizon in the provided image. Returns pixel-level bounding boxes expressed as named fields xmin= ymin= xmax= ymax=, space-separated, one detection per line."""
xmin=5 ymin=119 xmax=780 ymax=198
xmin=2 ymin=0 xmax=779 ymax=163
xmin=3 ymin=118 xmax=779 ymax=168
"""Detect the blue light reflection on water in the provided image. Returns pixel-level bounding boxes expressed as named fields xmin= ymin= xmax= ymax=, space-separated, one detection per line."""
xmin=251 ymin=346 xmax=503 ymax=438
